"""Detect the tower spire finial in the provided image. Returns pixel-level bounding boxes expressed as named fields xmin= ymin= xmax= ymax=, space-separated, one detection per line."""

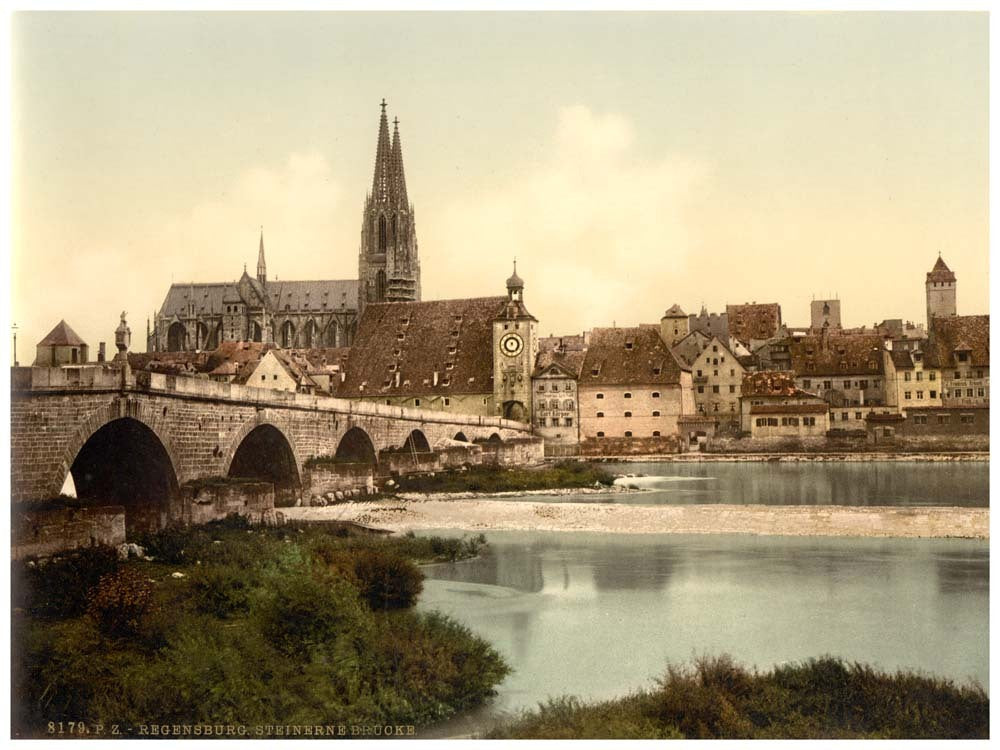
xmin=257 ymin=226 xmax=267 ymax=285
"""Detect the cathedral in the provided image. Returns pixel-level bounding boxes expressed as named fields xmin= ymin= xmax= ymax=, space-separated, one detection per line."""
xmin=147 ymin=100 xmax=421 ymax=353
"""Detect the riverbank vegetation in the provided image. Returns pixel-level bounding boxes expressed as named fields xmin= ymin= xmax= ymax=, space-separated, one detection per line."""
xmin=394 ymin=460 xmax=614 ymax=494
xmin=11 ymin=517 xmax=508 ymax=737
xmin=485 ymin=654 xmax=988 ymax=739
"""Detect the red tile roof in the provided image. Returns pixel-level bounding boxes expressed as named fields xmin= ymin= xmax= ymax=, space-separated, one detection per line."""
xmin=726 ymin=303 xmax=781 ymax=344
xmin=926 ymin=256 xmax=956 ymax=283
xmin=580 ymin=327 xmax=684 ymax=386
xmin=788 ymin=333 xmax=885 ymax=376
xmin=337 ymin=297 xmax=507 ymax=397
xmin=925 ymin=315 xmax=989 ymax=369
xmin=38 ymin=320 xmax=86 ymax=347
xmin=741 ymin=370 xmax=801 ymax=397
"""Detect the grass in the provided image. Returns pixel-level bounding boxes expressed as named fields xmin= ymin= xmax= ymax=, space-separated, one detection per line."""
xmin=485 ymin=654 xmax=988 ymax=740
xmin=394 ymin=460 xmax=615 ymax=494
xmin=11 ymin=517 xmax=508 ymax=737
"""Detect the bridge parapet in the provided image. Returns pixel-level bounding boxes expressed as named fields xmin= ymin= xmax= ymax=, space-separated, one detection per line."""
xmin=14 ymin=365 xmax=532 ymax=432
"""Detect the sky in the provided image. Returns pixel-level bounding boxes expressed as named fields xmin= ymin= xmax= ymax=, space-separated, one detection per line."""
xmin=10 ymin=11 xmax=989 ymax=357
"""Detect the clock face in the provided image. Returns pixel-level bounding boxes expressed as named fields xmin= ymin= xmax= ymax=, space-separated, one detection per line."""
xmin=500 ymin=332 xmax=524 ymax=357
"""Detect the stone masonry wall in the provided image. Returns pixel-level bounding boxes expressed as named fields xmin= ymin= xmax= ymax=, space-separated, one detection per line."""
xmin=12 ymin=505 xmax=126 ymax=560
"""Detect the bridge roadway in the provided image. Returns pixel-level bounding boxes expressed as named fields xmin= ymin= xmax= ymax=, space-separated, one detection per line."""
xmin=11 ymin=364 xmax=532 ymax=520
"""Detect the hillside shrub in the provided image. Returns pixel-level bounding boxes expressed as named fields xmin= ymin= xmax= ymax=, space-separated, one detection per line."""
xmin=353 ymin=550 xmax=424 ymax=610
xmin=86 ymin=568 xmax=156 ymax=638
xmin=13 ymin=546 xmax=121 ymax=619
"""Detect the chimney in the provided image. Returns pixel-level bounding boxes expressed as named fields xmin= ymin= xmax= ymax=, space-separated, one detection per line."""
xmin=340 ymin=371 xmax=346 ymax=383
xmin=98 ymin=342 xmax=106 ymax=363
xmin=433 ymin=371 xmax=439 ymax=387
xmin=394 ymin=371 xmax=401 ymax=387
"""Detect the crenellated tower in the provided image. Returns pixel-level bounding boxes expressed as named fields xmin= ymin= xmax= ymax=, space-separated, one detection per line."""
xmin=358 ymin=99 xmax=421 ymax=314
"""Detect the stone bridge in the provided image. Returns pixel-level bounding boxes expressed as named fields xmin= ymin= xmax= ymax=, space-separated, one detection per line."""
xmin=11 ymin=364 xmax=534 ymax=541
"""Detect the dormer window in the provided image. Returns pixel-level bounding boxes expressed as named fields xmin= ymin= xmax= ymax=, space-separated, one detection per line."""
xmin=396 ymin=333 xmax=405 ymax=341
xmin=393 ymin=349 xmax=401 ymax=357
xmin=448 ymin=346 xmax=457 ymax=355
xmin=400 ymin=316 xmax=410 ymax=325
xmin=446 ymin=362 xmax=455 ymax=370
xmin=624 ymin=338 xmax=634 ymax=350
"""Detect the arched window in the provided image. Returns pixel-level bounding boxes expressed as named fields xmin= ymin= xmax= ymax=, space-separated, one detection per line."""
xmin=378 ymin=215 xmax=387 ymax=251
xmin=304 ymin=320 xmax=316 ymax=348
xmin=281 ymin=321 xmax=295 ymax=348
xmin=376 ymin=269 xmax=386 ymax=301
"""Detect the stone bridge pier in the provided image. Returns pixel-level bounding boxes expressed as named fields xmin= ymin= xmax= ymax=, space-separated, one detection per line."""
xmin=11 ymin=365 xmax=538 ymax=551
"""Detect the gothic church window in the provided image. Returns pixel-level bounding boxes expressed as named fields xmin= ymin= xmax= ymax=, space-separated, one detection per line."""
xmin=378 ymin=215 xmax=387 ymax=251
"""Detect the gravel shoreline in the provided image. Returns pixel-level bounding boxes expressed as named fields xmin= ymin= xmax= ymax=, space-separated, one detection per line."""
xmin=582 ymin=452 xmax=989 ymax=463
xmin=284 ymin=497 xmax=989 ymax=540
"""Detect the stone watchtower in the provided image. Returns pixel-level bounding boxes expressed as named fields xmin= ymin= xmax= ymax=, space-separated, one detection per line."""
xmin=660 ymin=304 xmax=689 ymax=347
xmin=358 ymin=100 xmax=421 ymax=314
xmin=493 ymin=263 xmax=538 ymax=422
xmin=926 ymin=254 xmax=957 ymax=326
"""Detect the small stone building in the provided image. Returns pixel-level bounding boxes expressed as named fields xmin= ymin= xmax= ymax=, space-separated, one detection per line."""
xmin=532 ymin=347 xmax=585 ymax=446
xmin=578 ymin=326 xmax=693 ymax=441
xmin=34 ymin=320 xmax=89 ymax=366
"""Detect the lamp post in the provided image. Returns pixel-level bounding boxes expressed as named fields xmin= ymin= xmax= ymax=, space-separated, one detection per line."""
xmin=12 ymin=323 xmax=18 ymax=366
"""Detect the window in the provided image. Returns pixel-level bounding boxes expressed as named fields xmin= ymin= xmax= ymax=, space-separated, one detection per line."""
xmin=768 ymin=418 xmax=779 ymax=427
xmin=444 ymin=398 xmax=451 ymax=406
xmin=414 ymin=398 xmax=421 ymax=407
xmin=713 ymin=403 xmax=719 ymax=412
xmin=273 ymin=374 xmax=278 ymax=380
xmin=904 ymin=372 xmax=911 ymax=382
xmin=597 ymin=431 xmax=605 ymax=437
xmin=965 ymin=388 xmax=973 ymax=397
xmin=804 ymin=417 xmax=816 ymax=426
xmin=712 ymin=385 xmax=720 ymax=394
xmin=565 ymin=383 xmax=572 ymax=391
xmin=624 ymin=411 xmax=632 ymax=418
xmin=930 ymin=390 xmax=937 ymax=399
xmin=929 ymin=372 xmax=936 ymax=381
xmin=712 ymin=345 xmax=718 ymax=353
xmin=537 ymin=384 xmax=545 ymax=392
xmin=958 ymin=352 xmax=968 ymax=362
xmin=978 ymin=388 xmax=985 ymax=397
xmin=596 ymin=412 xmax=604 ymax=418
xmin=976 ymin=370 xmax=984 ymax=379
xmin=938 ymin=414 xmax=950 ymax=425
xmin=859 ymin=380 xmax=869 ymax=390
xmin=916 ymin=391 xmax=923 ymax=399
xmin=954 ymin=371 xmax=961 ymax=379
xmin=652 ymin=391 xmax=661 ymax=398
xmin=916 ymin=372 xmax=923 ymax=382
xmin=904 ymin=391 xmax=911 ymax=400
xmin=961 ymin=414 xmax=975 ymax=424
xmin=696 ymin=370 xmax=702 ymax=377
xmin=823 ymin=381 xmax=832 ymax=390
xmin=803 ymin=379 xmax=811 ymax=389
xmin=914 ymin=415 xmax=927 ymax=425
xmin=843 ymin=380 xmax=851 ymax=389
xmin=564 ymin=417 xmax=573 ymax=427
xmin=624 ymin=431 xmax=633 ymax=437
xmin=841 ymin=412 xmax=848 ymax=420
xmin=550 ymin=384 xmax=558 ymax=392
xmin=756 ymin=418 xmax=765 ymax=427
xmin=261 ymin=374 xmax=266 ymax=381
xmin=855 ymin=412 xmax=861 ymax=420
xmin=596 ymin=393 xmax=604 ymax=399
xmin=652 ymin=431 xmax=661 ymax=437
xmin=697 ymin=386 xmax=704 ymax=394
xmin=652 ymin=410 xmax=661 ymax=417
xmin=713 ymin=369 xmax=718 ymax=376
xmin=729 ymin=385 xmax=736 ymax=393
xmin=624 ymin=392 xmax=632 ymax=399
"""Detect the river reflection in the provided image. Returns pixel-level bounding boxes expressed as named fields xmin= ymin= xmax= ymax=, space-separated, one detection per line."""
xmin=417 ymin=530 xmax=989 ymax=737
xmin=529 ymin=461 xmax=989 ymax=507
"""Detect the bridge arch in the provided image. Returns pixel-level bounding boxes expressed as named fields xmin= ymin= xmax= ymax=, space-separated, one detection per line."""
xmin=224 ymin=417 xmax=303 ymax=507
xmin=403 ymin=429 xmax=431 ymax=453
xmin=335 ymin=426 xmax=378 ymax=464
xmin=453 ymin=431 xmax=469 ymax=442
xmin=59 ymin=401 xmax=182 ymax=536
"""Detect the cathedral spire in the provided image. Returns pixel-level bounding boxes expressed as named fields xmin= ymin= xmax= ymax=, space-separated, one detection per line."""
xmin=391 ymin=116 xmax=408 ymax=208
xmin=257 ymin=226 xmax=267 ymax=285
xmin=371 ymin=98 xmax=393 ymax=202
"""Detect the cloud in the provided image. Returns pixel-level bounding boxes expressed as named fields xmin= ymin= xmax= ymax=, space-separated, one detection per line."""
xmin=428 ymin=105 xmax=710 ymax=336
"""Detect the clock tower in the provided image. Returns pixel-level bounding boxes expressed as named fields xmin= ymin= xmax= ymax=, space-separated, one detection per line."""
xmin=493 ymin=262 xmax=538 ymax=423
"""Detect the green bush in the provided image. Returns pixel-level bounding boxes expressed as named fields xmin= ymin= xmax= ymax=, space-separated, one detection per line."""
xmin=137 ymin=526 xmax=200 ymax=565
xmin=353 ymin=550 xmax=424 ymax=610
xmin=189 ymin=565 xmax=255 ymax=618
xmin=256 ymin=568 xmax=371 ymax=656
xmin=86 ymin=568 xmax=156 ymax=638
xmin=487 ymin=655 xmax=989 ymax=740
xmin=13 ymin=546 xmax=121 ymax=619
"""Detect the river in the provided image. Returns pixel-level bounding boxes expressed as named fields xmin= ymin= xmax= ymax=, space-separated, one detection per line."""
xmin=414 ymin=461 xmax=989 ymax=737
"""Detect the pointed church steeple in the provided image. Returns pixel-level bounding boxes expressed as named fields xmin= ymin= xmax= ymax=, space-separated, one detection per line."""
xmin=371 ymin=99 xmax=393 ymax=202
xmin=256 ymin=227 xmax=267 ymax=285
xmin=359 ymin=99 xmax=421 ymax=313
xmin=391 ymin=117 xmax=409 ymax=208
